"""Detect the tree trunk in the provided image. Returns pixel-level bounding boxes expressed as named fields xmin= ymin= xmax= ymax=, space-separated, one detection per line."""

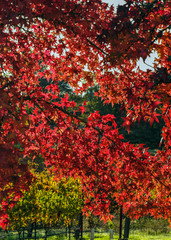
xmin=123 ymin=217 xmax=131 ymax=240
xmin=34 ymin=222 xmax=36 ymax=240
xmin=80 ymin=213 xmax=83 ymax=240
xmin=119 ymin=206 xmax=123 ymax=240
xmin=27 ymin=223 xmax=34 ymax=238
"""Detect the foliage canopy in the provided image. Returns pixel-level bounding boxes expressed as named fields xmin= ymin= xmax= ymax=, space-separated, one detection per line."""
xmin=0 ymin=0 xmax=170 ymax=229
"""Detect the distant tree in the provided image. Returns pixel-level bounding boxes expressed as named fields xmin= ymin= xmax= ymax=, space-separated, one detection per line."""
xmin=82 ymin=85 xmax=164 ymax=150
xmin=7 ymin=170 xmax=83 ymax=236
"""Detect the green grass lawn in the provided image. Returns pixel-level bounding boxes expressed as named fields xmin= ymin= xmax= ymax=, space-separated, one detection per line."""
xmin=129 ymin=233 xmax=171 ymax=240
xmin=4 ymin=230 xmax=171 ymax=240
xmin=35 ymin=232 xmax=171 ymax=240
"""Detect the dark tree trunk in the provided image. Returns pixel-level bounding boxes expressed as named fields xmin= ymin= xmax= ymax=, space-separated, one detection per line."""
xmin=119 ymin=206 xmax=123 ymax=240
xmin=34 ymin=222 xmax=36 ymax=240
xmin=80 ymin=213 xmax=83 ymax=240
xmin=27 ymin=223 xmax=34 ymax=238
xmin=123 ymin=217 xmax=131 ymax=240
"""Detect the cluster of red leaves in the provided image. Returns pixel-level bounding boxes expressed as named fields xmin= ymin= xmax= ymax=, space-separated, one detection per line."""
xmin=0 ymin=0 xmax=171 ymax=228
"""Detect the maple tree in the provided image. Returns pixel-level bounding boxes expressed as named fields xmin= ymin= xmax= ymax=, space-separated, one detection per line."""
xmin=0 ymin=0 xmax=171 ymax=229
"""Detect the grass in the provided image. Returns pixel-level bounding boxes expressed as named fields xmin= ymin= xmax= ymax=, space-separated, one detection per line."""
xmin=36 ymin=232 xmax=171 ymax=240
xmin=129 ymin=234 xmax=171 ymax=240
xmin=3 ymin=230 xmax=171 ymax=240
